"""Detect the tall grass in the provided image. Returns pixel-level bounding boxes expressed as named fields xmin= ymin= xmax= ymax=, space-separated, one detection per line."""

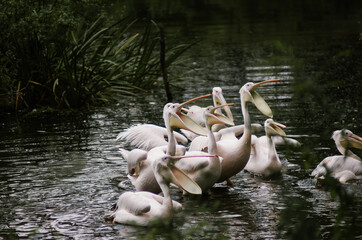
xmin=0 ymin=1 xmax=194 ymax=111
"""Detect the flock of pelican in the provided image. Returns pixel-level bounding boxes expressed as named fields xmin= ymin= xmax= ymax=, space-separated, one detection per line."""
xmin=106 ymin=79 xmax=362 ymax=227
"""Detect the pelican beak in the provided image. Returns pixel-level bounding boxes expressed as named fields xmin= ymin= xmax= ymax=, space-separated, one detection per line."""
xmin=213 ymin=89 xmax=234 ymax=124
xmin=179 ymin=94 xmax=212 ymax=108
xmin=167 ymin=154 xmax=217 ymax=194
xmin=167 ymin=160 xmax=201 ymax=195
xmin=169 ymin=165 xmax=202 ymax=194
xmin=207 ymin=103 xmax=235 ymax=126
xmin=269 ymin=121 xmax=287 ymax=137
xmin=169 ymin=94 xmax=212 ymax=136
xmin=249 ymin=79 xmax=281 ymax=118
xmin=340 ymin=132 xmax=362 ymax=149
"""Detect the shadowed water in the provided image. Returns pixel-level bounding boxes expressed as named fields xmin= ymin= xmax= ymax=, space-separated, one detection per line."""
xmin=1 ymin=2 xmax=362 ymax=239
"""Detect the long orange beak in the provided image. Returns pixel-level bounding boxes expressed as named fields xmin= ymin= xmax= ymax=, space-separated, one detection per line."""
xmin=178 ymin=93 xmax=212 ymax=110
xmin=251 ymin=78 xmax=282 ymax=90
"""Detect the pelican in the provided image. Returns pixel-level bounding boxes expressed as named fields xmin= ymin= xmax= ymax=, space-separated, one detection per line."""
xmin=116 ymin=92 xmax=211 ymax=151
xmin=174 ymin=104 xmax=234 ymax=194
xmin=311 ymin=129 xmax=362 ymax=183
xmin=244 ymin=119 xmax=296 ymax=177
xmin=215 ymin=79 xmax=281 ymax=183
xmin=127 ymin=98 xmax=209 ymax=193
xmin=181 ymin=87 xmax=234 ymax=140
xmin=107 ymin=154 xmax=202 ymax=226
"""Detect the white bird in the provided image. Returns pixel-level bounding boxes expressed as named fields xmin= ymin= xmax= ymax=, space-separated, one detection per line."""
xmin=215 ymin=79 xmax=281 ymax=183
xmin=181 ymin=87 xmax=234 ymax=140
xmin=116 ymin=94 xmax=211 ymax=151
xmin=127 ymin=99 xmax=209 ymax=193
xmin=244 ymin=118 xmax=298 ymax=177
xmin=107 ymin=154 xmax=202 ymax=227
xmin=174 ymin=104 xmax=234 ymax=194
xmin=311 ymin=129 xmax=362 ymax=183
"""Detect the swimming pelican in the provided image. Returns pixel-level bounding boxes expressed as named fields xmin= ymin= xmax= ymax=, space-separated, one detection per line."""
xmin=116 ymin=94 xmax=211 ymax=151
xmin=181 ymin=87 xmax=234 ymax=140
xmin=216 ymin=79 xmax=281 ymax=183
xmin=107 ymin=154 xmax=202 ymax=226
xmin=311 ymin=129 xmax=362 ymax=183
xmin=244 ymin=119 xmax=296 ymax=177
xmin=174 ymin=104 xmax=234 ymax=194
xmin=127 ymin=99 xmax=209 ymax=193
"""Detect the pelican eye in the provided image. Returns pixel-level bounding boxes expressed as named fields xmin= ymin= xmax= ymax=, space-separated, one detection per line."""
xmin=129 ymin=168 xmax=135 ymax=175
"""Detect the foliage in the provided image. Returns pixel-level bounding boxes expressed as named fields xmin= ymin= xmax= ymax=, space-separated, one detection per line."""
xmin=0 ymin=0 xmax=193 ymax=111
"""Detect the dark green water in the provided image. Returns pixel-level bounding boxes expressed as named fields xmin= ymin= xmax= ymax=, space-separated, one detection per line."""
xmin=1 ymin=2 xmax=361 ymax=239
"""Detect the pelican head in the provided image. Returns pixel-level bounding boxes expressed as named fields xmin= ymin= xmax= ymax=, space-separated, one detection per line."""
xmin=264 ymin=118 xmax=287 ymax=137
xmin=332 ymin=129 xmax=362 ymax=150
xmin=212 ymin=87 xmax=234 ymax=124
xmin=204 ymin=103 xmax=235 ymax=128
xmin=239 ymin=79 xmax=281 ymax=118
xmin=165 ymin=94 xmax=212 ymax=136
xmin=125 ymin=149 xmax=148 ymax=176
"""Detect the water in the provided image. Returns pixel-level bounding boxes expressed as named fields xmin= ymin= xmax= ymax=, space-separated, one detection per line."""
xmin=1 ymin=2 xmax=362 ymax=239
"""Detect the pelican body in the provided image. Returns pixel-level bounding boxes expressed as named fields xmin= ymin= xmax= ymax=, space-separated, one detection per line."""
xmin=244 ymin=119 xmax=289 ymax=177
xmin=125 ymin=95 xmax=211 ymax=193
xmin=311 ymin=129 xmax=362 ymax=183
xmin=108 ymin=155 xmax=202 ymax=226
xmin=174 ymin=104 xmax=234 ymax=193
xmin=216 ymin=79 xmax=281 ymax=183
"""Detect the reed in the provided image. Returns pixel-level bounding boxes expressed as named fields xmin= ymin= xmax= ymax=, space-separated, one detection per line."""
xmin=0 ymin=2 xmax=194 ymax=111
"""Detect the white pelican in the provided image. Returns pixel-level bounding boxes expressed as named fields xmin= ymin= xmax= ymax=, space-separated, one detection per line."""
xmin=107 ymin=154 xmax=202 ymax=226
xmin=181 ymin=87 xmax=234 ymax=140
xmin=311 ymin=129 xmax=362 ymax=183
xmin=216 ymin=79 xmax=281 ymax=183
xmin=244 ymin=119 xmax=298 ymax=177
xmin=126 ymin=98 xmax=210 ymax=193
xmin=116 ymin=94 xmax=211 ymax=151
xmin=174 ymin=104 xmax=234 ymax=194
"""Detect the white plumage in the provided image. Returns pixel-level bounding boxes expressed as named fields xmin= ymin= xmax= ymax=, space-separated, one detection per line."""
xmin=244 ymin=119 xmax=300 ymax=177
xmin=311 ymin=129 xmax=362 ymax=183
xmin=108 ymin=154 xmax=201 ymax=226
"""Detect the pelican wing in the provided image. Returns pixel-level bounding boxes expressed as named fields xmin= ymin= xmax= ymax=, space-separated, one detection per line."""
xmin=176 ymin=154 xmax=210 ymax=172
xmin=117 ymin=124 xmax=188 ymax=150
xmin=189 ymin=136 xmax=209 ymax=152
xmin=332 ymin=170 xmax=358 ymax=183
xmin=117 ymin=192 xmax=151 ymax=215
